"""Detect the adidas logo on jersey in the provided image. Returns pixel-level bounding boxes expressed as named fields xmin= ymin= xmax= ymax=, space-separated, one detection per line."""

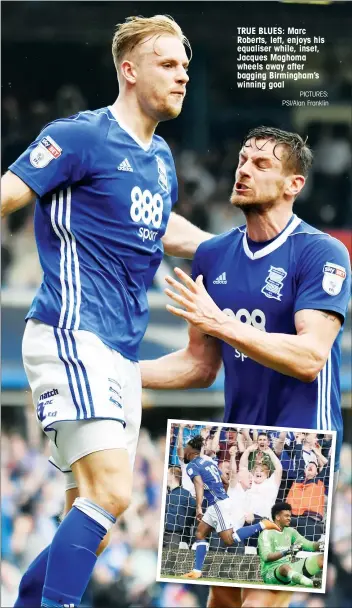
xmin=117 ymin=158 xmax=133 ymax=172
xmin=213 ymin=272 xmax=227 ymax=284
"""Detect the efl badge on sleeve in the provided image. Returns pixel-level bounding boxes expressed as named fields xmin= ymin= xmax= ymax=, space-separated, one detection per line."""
xmin=261 ymin=266 xmax=287 ymax=301
xmin=322 ymin=262 xmax=346 ymax=296
xmin=30 ymin=135 xmax=62 ymax=169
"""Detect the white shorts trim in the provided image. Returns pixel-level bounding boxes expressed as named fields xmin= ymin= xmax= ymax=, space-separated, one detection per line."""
xmin=202 ymin=497 xmax=234 ymax=533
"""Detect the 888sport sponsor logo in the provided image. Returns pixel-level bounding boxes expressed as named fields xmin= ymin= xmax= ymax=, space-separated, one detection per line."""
xmin=223 ymin=307 xmax=266 ymax=361
xmin=130 ymin=186 xmax=164 ymax=242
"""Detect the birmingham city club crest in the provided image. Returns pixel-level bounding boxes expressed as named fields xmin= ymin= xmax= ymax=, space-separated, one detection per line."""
xmin=155 ymin=155 xmax=169 ymax=194
xmin=261 ymin=266 xmax=287 ymax=301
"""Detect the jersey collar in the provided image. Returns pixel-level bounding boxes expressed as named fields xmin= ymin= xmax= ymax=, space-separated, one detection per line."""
xmin=242 ymin=214 xmax=302 ymax=260
xmin=108 ymin=105 xmax=152 ymax=152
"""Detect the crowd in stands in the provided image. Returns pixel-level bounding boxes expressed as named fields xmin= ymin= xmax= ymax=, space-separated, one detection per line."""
xmin=165 ymin=424 xmax=332 ymax=555
xmin=2 ymin=87 xmax=351 ymax=288
xmin=1 ymin=413 xmax=351 ymax=607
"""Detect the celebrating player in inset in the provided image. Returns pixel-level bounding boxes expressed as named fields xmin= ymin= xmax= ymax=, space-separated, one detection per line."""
xmin=181 ymin=436 xmax=280 ymax=579
xmin=142 ymin=127 xmax=350 ymax=607
xmin=1 ymin=14 xmax=216 ymax=608
xmin=258 ymin=502 xmax=324 ymax=588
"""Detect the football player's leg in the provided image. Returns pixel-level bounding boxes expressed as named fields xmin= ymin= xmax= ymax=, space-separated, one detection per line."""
xmin=15 ymin=449 xmax=117 ymax=607
xmin=241 ymin=588 xmax=292 ymax=608
xmin=41 ymin=419 xmax=133 ymax=608
xmin=207 ymin=586 xmax=242 ymax=608
xmin=182 ymin=520 xmax=214 ymax=578
xmin=276 ymin=561 xmax=314 ymax=588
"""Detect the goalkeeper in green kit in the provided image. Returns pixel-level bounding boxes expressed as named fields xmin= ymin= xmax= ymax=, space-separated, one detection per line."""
xmin=258 ymin=502 xmax=325 ymax=588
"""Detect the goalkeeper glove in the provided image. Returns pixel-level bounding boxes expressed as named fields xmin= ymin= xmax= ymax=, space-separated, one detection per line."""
xmin=318 ymin=536 xmax=325 ymax=552
xmin=282 ymin=543 xmax=301 ymax=558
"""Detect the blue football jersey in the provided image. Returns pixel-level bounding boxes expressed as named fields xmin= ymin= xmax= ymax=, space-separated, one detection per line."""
xmin=186 ymin=456 xmax=228 ymax=505
xmin=9 ymin=106 xmax=178 ymax=361
xmin=192 ymin=215 xmax=351 ymax=469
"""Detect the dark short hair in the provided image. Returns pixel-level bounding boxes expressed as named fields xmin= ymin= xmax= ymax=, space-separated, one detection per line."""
xmin=271 ymin=501 xmax=292 ymax=521
xmin=258 ymin=432 xmax=269 ymax=439
xmin=242 ymin=126 xmax=313 ymax=176
xmin=187 ymin=435 xmax=204 ymax=452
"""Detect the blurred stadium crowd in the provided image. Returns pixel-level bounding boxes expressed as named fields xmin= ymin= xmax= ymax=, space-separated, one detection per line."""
xmin=1 ymin=416 xmax=350 ymax=608
xmin=1 ymin=86 xmax=351 ymax=288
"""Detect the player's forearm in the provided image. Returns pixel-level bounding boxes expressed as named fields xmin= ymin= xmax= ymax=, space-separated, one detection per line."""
xmin=194 ymin=481 xmax=204 ymax=509
xmin=212 ymin=317 xmax=325 ymax=383
xmin=266 ymin=550 xmax=289 ymax=562
xmin=140 ymin=350 xmax=217 ymax=389
xmin=162 ymin=212 xmax=214 ymax=259
xmin=303 ymin=540 xmax=319 ymax=551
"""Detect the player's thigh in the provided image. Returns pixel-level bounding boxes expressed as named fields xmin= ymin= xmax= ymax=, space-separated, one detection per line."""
xmin=241 ymin=588 xmax=292 ymax=608
xmin=52 ymin=420 xmax=132 ymax=515
xmin=196 ymin=518 xmax=214 ymax=539
xmin=22 ymin=320 xmax=128 ymax=432
xmin=114 ymin=351 xmax=142 ymax=471
xmin=207 ymin=586 xmax=242 ymax=608
xmin=214 ymin=498 xmax=234 ymax=537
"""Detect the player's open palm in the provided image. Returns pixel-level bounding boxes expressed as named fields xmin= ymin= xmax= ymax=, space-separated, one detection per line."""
xmin=164 ymin=267 xmax=226 ymax=335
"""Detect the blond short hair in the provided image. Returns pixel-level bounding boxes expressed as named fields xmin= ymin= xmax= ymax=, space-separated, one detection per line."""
xmin=112 ymin=14 xmax=191 ymax=71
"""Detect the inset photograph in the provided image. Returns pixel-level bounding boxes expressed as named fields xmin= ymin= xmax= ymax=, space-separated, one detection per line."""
xmin=157 ymin=420 xmax=336 ymax=593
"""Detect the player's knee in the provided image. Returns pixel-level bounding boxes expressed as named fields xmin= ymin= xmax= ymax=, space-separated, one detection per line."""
xmin=101 ymin=485 xmax=132 ymax=517
xmin=81 ymin=476 xmax=132 ymax=518
xmin=279 ymin=564 xmax=291 ymax=577
xmin=195 ymin=529 xmax=206 ymax=541
xmin=222 ymin=536 xmax=233 ymax=547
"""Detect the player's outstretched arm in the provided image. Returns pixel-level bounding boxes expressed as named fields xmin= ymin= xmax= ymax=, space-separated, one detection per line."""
xmin=193 ymin=475 xmax=205 ymax=520
xmin=1 ymin=171 xmax=36 ymax=217
xmin=162 ymin=212 xmax=214 ymax=259
xmin=140 ymin=324 xmax=222 ymax=389
xmin=291 ymin=529 xmax=321 ymax=552
xmin=164 ymin=268 xmax=345 ymax=383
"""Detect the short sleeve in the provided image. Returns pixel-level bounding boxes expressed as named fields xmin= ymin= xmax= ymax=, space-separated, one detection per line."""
xmin=186 ymin=462 xmax=199 ymax=480
xmin=191 ymin=242 xmax=207 ymax=282
xmin=9 ymin=117 xmax=98 ymax=197
xmin=294 ymin=236 xmax=351 ymax=322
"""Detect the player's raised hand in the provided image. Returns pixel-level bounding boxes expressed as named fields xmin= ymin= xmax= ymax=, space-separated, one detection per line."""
xmin=164 ymin=268 xmax=227 ymax=335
